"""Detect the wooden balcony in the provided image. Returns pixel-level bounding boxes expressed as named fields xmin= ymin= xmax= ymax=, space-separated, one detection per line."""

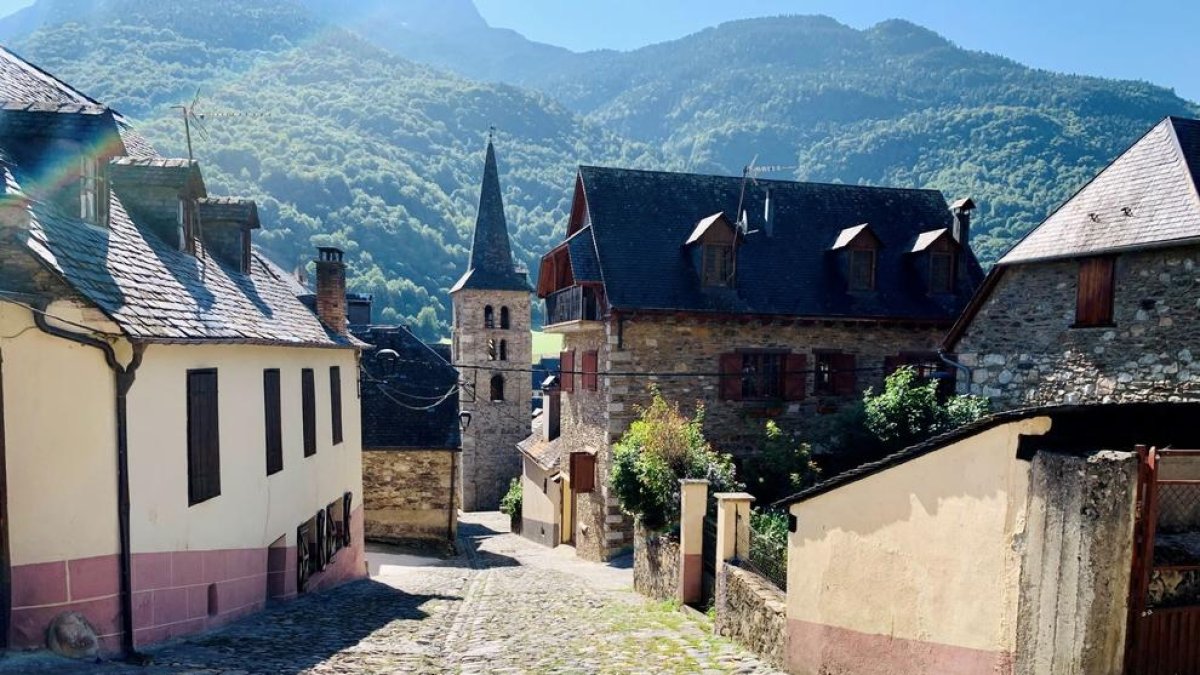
xmin=543 ymin=285 xmax=604 ymax=333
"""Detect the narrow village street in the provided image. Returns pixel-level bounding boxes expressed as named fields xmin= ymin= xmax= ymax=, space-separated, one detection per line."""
xmin=1 ymin=513 xmax=779 ymax=675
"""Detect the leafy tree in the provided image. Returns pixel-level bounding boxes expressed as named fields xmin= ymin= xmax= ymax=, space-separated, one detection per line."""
xmin=611 ymin=389 xmax=740 ymax=532
xmin=740 ymin=420 xmax=820 ymax=504
xmin=863 ymin=366 xmax=989 ymax=452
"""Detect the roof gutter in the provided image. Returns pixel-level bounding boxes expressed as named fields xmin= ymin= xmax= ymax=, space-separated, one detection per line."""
xmin=33 ymin=307 xmax=147 ymax=663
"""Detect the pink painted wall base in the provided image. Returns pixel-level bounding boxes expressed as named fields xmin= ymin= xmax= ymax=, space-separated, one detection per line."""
xmin=787 ymin=618 xmax=1015 ymax=675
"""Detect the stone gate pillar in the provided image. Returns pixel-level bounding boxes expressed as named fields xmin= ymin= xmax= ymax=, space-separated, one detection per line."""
xmin=715 ymin=492 xmax=755 ymax=574
xmin=678 ymin=479 xmax=709 ymax=605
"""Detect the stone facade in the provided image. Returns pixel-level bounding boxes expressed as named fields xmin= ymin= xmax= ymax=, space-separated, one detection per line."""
xmin=715 ymin=564 xmax=787 ymax=670
xmin=632 ymin=523 xmax=680 ymax=602
xmin=453 ymin=288 xmax=532 ymax=511
xmin=362 ymin=449 xmax=457 ymax=544
xmin=955 ymin=246 xmax=1200 ymax=409
xmin=560 ymin=313 xmax=947 ymax=560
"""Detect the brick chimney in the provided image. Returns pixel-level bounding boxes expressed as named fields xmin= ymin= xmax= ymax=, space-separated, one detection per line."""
xmin=315 ymin=247 xmax=347 ymax=335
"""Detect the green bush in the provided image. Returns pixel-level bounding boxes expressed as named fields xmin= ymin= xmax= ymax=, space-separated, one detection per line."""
xmin=864 ymin=366 xmax=989 ymax=453
xmin=499 ymin=478 xmax=522 ymax=517
xmin=741 ymin=420 xmax=821 ymax=504
xmin=611 ymin=389 xmax=741 ymax=532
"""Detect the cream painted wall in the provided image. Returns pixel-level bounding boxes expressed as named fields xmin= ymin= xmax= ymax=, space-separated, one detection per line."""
xmin=126 ymin=343 xmax=362 ymax=553
xmin=521 ymin=456 xmax=560 ymax=528
xmin=787 ymin=417 xmax=1052 ymax=653
xmin=0 ymin=302 xmax=120 ymax=566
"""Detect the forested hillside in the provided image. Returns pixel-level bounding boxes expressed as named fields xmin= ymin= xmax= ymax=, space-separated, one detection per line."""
xmin=2 ymin=0 xmax=1196 ymax=336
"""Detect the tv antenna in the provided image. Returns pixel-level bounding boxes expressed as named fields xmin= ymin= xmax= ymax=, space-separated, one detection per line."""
xmin=170 ymin=88 xmax=271 ymax=160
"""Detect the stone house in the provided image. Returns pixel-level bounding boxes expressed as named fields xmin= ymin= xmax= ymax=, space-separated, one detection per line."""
xmin=0 ymin=48 xmax=365 ymax=655
xmin=354 ymin=319 xmax=461 ymax=545
xmin=946 ymin=116 xmax=1200 ymax=409
xmin=537 ymin=166 xmax=984 ymax=560
xmin=450 ymin=140 xmax=532 ymax=511
xmin=775 ymin=402 xmax=1200 ymax=675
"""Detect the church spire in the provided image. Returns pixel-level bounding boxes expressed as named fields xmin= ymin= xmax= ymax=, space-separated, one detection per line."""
xmin=451 ymin=138 xmax=529 ymax=293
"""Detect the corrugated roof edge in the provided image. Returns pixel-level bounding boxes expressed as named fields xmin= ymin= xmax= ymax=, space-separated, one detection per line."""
xmin=772 ymin=401 xmax=1200 ymax=509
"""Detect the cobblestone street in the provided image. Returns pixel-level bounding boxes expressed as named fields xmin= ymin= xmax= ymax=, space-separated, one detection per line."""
xmin=1 ymin=513 xmax=779 ymax=674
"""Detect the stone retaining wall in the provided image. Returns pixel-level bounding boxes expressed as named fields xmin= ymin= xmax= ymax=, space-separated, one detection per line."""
xmin=715 ymin=564 xmax=787 ymax=669
xmin=362 ymin=449 xmax=457 ymax=544
xmin=633 ymin=523 xmax=680 ymax=602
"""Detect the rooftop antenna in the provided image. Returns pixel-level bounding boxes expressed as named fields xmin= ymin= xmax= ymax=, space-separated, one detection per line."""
xmin=170 ymin=87 xmax=208 ymax=161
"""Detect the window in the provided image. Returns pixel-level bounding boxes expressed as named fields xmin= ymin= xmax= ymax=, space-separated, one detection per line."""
xmin=490 ymin=374 xmax=505 ymax=402
xmin=741 ymin=353 xmax=784 ymax=400
xmin=330 ymin=366 xmax=343 ymax=446
xmin=1075 ymin=257 xmax=1115 ymax=327
xmin=187 ymin=369 xmax=220 ymax=505
xmin=930 ymin=251 xmax=954 ymax=293
xmin=582 ymin=350 xmax=598 ymax=391
xmin=720 ymin=352 xmax=807 ymax=401
xmin=264 ymin=369 xmax=283 ymax=476
xmin=560 ymin=350 xmax=575 ymax=393
xmin=500 ymin=306 xmax=511 ymax=329
xmin=302 ymin=368 xmax=316 ymax=457
xmin=571 ymin=452 xmax=596 ymax=493
xmin=814 ymin=351 xmax=857 ymax=396
xmin=79 ymin=157 xmax=107 ymax=226
xmin=484 ymin=305 xmax=495 ymax=329
xmin=702 ymin=244 xmax=734 ymax=287
xmin=488 ymin=339 xmax=497 ymax=361
xmin=849 ymin=248 xmax=876 ymax=291
xmin=499 ymin=339 xmax=508 ymax=362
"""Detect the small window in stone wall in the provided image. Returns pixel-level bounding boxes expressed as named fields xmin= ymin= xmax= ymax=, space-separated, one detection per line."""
xmin=582 ymin=350 xmax=598 ymax=391
xmin=500 ymin=306 xmax=511 ymax=329
xmin=490 ymin=374 xmax=505 ymax=402
xmin=484 ymin=305 xmax=495 ymax=329
xmin=500 ymin=340 xmax=508 ymax=362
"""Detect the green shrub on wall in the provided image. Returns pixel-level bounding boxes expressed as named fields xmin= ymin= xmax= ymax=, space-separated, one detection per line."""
xmin=500 ymin=478 xmax=522 ymax=517
xmin=864 ymin=366 xmax=989 ymax=453
xmin=612 ymin=388 xmax=741 ymax=532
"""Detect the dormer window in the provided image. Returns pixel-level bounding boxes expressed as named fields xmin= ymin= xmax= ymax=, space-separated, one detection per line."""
xmin=79 ymin=157 xmax=107 ymax=226
xmin=911 ymin=228 xmax=957 ymax=294
xmin=702 ymin=243 xmax=734 ymax=287
xmin=848 ymin=247 xmax=875 ymax=292
xmin=930 ymin=251 xmax=954 ymax=293
xmin=832 ymin=223 xmax=879 ymax=293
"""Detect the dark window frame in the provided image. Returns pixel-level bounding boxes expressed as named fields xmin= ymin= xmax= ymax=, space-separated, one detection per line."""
xmin=848 ymin=247 xmax=876 ymax=292
xmin=302 ymin=368 xmax=317 ymax=457
xmin=264 ymin=369 xmax=283 ymax=476
xmin=740 ymin=351 xmax=786 ymax=400
xmin=500 ymin=306 xmax=511 ymax=330
xmin=187 ymin=369 xmax=221 ymax=506
xmin=490 ymin=374 xmax=505 ymax=402
xmin=330 ymin=366 xmax=343 ymax=446
xmin=701 ymin=243 xmax=735 ymax=287
xmin=484 ymin=305 xmax=495 ymax=329
xmin=930 ymin=251 xmax=955 ymax=293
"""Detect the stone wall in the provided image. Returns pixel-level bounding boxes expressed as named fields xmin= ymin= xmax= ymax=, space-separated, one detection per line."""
xmin=956 ymin=247 xmax=1200 ymax=409
xmin=453 ymin=288 xmax=532 ymax=511
xmin=633 ymin=523 xmax=680 ymax=602
xmin=715 ymin=564 xmax=787 ymax=670
xmin=362 ymin=449 xmax=457 ymax=544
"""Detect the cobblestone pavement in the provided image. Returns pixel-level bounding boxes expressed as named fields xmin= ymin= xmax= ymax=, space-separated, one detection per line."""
xmin=1 ymin=512 xmax=781 ymax=674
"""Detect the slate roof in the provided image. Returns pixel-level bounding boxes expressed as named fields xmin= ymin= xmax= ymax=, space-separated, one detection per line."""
xmin=911 ymin=228 xmax=951 ymax=253
xmin=108 ymin=157 xmax=205 ymax=193
xmin=775 ymin=402 xmax=1200 ymax=507
xmin=517 ymin=417 xmax=564 ymax=472
xmin=354 ymin=324 xmax=461 ymax=450
xmin=1001 ymin=117 xmax=1200 ymax=264
xmin=199 ymin=197 xmax=260 ymax=228
xmin=570 ymin=166 xmax=983 ymax=320
xmin=566 ymin=226 xmax=602 ymax=283
xmin=451 ymin=140 xmax=529 ymax=293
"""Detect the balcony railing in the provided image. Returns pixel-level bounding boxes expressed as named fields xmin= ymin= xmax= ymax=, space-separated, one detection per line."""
xmin=545 ymin=285 xmax=602 ymax=327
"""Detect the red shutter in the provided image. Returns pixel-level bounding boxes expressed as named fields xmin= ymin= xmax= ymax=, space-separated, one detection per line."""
xmin=783 ymin=353 xmax=807 ymax=401
xmin=560 ymin=350 xmax=575 ymax=393
xmin=571 ymin=452 xmax=596 ymax=493
xmin=719 ymin=353 xmax=742 ymax=401
xmin=582 ymin=350 xmax=598 ymax=391
xmin=833 ymin=353 xmax=857 ymax=396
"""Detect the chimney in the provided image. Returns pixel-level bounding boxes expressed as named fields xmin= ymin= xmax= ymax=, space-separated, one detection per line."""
xmin=763 ymin=188 xmax=774 ymax=237
xmin=541 ymin=375 xmax=561 ymax=442
xmin=950 ymin=197 xmax=976 ymax=246
xmin=315 ymin=247 xmax=347 ymax=335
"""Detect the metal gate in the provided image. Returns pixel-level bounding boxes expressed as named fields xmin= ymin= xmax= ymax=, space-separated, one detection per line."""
xmin=698 ymin=515 xmax=717 ymax=608
xmin=1126 ymin=446 xmax=1200 ymax=674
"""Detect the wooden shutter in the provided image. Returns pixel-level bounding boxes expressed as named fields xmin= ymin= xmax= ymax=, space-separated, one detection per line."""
xmin=1076 ymin=257 xmax=1115 ymax=326
xmin=571 ymin=452 xmax=596 ymax=493
xmin=560 ymin=350 xmax=575 ymax=393
xmin=719 ymin=353 xmax=742 ymax=401
xmin=329 ymin=366 xmax=343 ymax=445
xmin=187 ymin=369 xmax=220 ymax=505
xmin=264 ymin=369 xmax=283 ymax=476
xmin=833 ymin=353 xmax=858 ymax=396
xmin=582 ymin=350 xmax=598 ymax=391
xmin=783 ymin=353 xmax=807 ymax=401
xmin=302 ymin=368 xmax=316 ymax=457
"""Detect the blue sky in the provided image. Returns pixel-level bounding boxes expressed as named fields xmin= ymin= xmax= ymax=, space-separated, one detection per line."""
xmin=0 ymin=0 xmax=1194 ymax=101
xmin=474 ymin=0 xmax=1200 ymax=102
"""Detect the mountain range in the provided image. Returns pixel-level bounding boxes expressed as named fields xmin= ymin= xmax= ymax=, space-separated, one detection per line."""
xmin=0 ymin=0 xmax=1195 ymax=338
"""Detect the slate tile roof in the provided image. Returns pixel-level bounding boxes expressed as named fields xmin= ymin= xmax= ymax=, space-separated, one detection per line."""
xmin=565 ymin=226 xmax=602 ymax=283
xmin=517 ymin=417 xmax=563 ymax=472
xmin=353 ymin=324 xmax=460 ymax=450
xmin=451 ymin=140 xmax=529 ymax=293
xmin=1001 ymin=117 xmax=1200 ymax=264
xmin=108 ymin=157 xmax=204 ymax=192
xmin=573 ymin=166 xmax=983 ymax=320
xmin=199 ymin=197 xmax=260 ymax=228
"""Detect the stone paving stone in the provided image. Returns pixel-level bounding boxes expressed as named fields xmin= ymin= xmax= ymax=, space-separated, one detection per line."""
xmin=0 ymin=513 xmax=781 ymax=674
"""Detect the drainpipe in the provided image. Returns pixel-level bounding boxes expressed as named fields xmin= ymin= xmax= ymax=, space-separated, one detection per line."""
xmin=33 ymin=308 xmax=146 ymax=662
xmin=937 ymin=348 xmax=972 ymax=394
